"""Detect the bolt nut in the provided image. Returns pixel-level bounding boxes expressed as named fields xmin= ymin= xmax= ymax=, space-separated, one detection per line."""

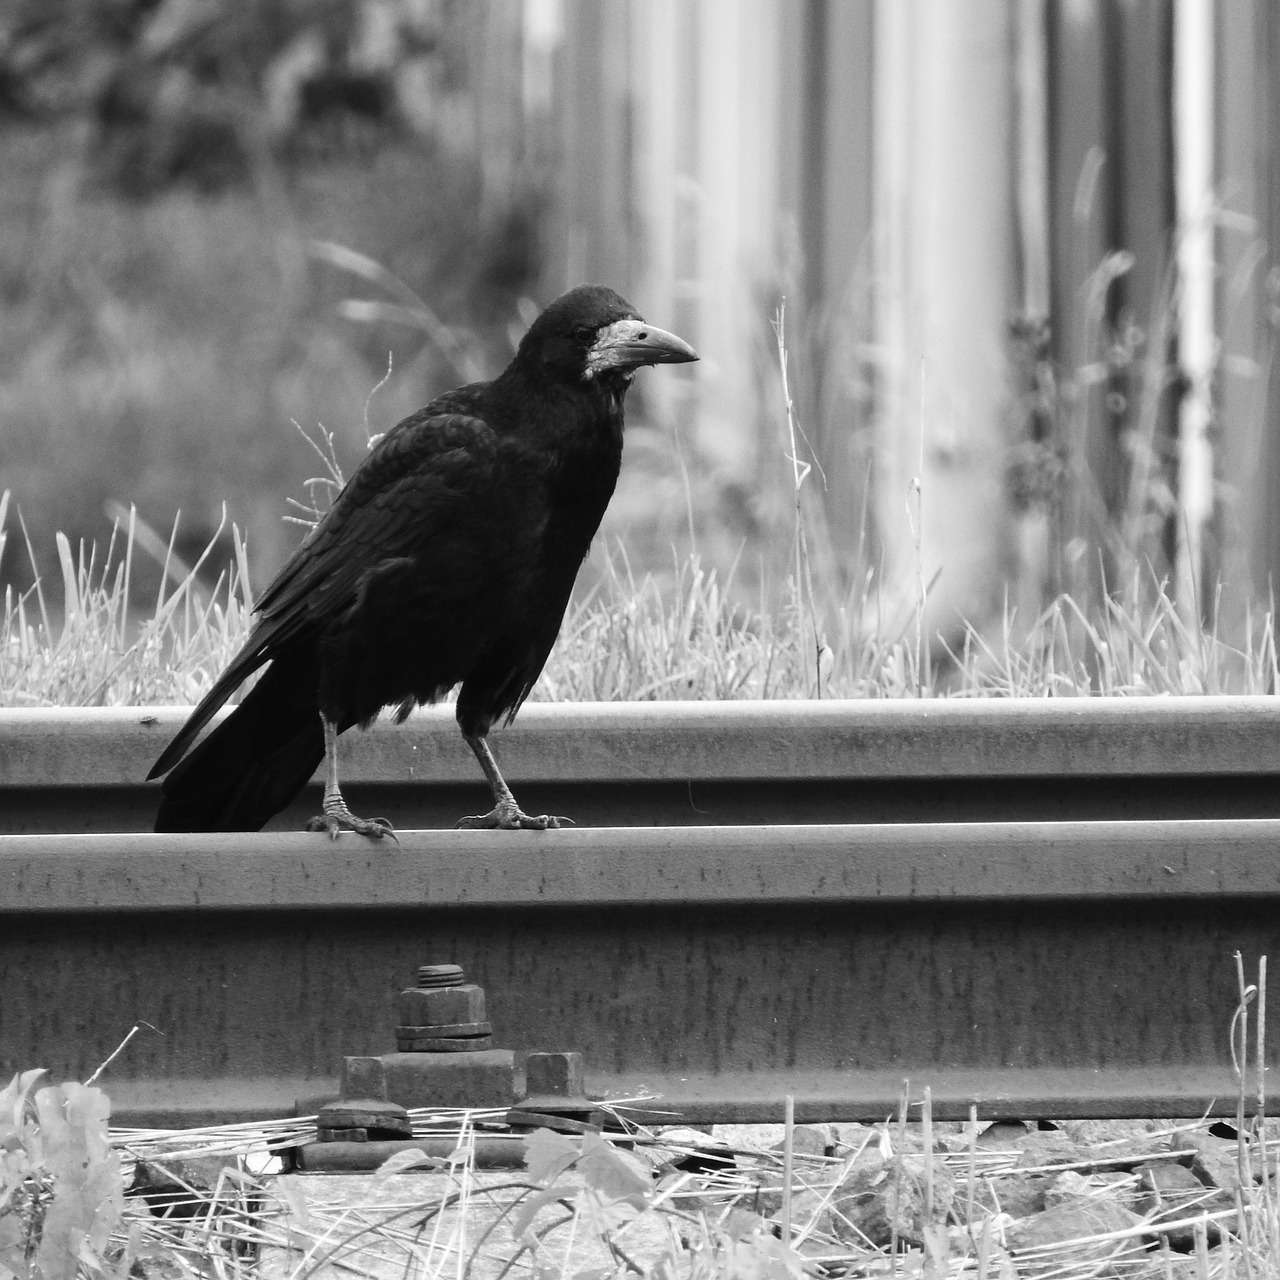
xmin=418 ymin=964 xmax=465 ymax=988
xmin=397 ymin=982 xmax=486 ymax=1026
xmin=526 ymin=1052 xmax=585 ymax=1099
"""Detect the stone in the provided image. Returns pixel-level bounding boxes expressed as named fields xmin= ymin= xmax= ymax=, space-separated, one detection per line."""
xmin=126 ymin=1155 xmax=253 ymax=1221
xmin=1056 ymin=1119 xmax=1165 ymax=1150
xmin=1042 ymin=1170 xmax=1096 ymax=1208
xmin=1135 ymin=1160 xmax=1215 ymax=1210
xmin=653 ymin=1129 xmax=736 ymax=1175
xmin=1135 ymin=1160 xmax=1230 ymax=1248
xmin=977 ymin=1120 xmax=1030 ymax=1150
xmin=1128 ymin=1255 xmax=1218 ymax=1280
xmin=974 ymin=1174 xmax=1053 ymax=1219
xmin=769 ymin=1125 xmax=833 ymax=1157
xmin=761 ymin=1181 xmax=841 ymax=1235
xmin=1005 ymin=1198 xmax=1147 ymax=1278
xmin=1013 ymin=1130 xmax=1085 ymax=1169
xmin=829 ymin=1154 xmax=956 ymax=1249
xmin=829 ymin=1122 xmax=880 ymax=1155
xmin=1170 ymin=1129 xmax=1274 ymax=1191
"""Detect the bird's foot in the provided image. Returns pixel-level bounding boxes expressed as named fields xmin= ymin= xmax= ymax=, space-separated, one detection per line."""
xmin=455 ymin=799 xmax=572 ymax=831
xmin=306 ymin=797 xmax=398 ymax=841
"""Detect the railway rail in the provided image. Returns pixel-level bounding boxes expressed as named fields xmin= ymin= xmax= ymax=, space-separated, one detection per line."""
xmin=3 ymin=697 xmax=1280 ymax=1128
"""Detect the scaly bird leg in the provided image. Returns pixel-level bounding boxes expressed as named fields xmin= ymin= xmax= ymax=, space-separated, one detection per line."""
xmin=456 ymin=731 xmax=571 ymax=830
xmin=305 ymin=715 xmax=397 ymax=840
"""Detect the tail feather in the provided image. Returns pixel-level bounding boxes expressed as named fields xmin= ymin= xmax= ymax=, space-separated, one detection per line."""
xmin=147 ymin=634 xmax=274 ymax=781
xmin=153 ymin=652 xmax=324 ymax=832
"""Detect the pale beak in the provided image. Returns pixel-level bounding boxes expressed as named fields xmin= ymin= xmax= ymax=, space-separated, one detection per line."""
xmin=586 ymin=318 xmax=699 ymax=377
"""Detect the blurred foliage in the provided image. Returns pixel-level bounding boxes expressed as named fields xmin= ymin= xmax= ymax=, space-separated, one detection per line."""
xmin=0 ymin=0 xmax=494 ymax=196
xmin=0 ymin=1070 xmax=124 ymax=1280
xmin=0 ymin=0 xmax=550 ymax=593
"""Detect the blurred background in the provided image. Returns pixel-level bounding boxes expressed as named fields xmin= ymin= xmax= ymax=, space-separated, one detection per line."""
xmin=1 ymin=0 xmax=1277 ymax=657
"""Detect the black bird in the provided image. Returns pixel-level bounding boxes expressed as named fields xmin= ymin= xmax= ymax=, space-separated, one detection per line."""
xmin=149 ymin=285 xmax=697 ymax=836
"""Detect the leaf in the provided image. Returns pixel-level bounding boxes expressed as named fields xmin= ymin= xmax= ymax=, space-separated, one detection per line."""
xmin=374 ymin=1148 xmax=449 ymax=1178
xmin=274 ymin=1174 xmax=311 ymax=1228
xmin=576 ymin=1132 xmax=651 ymax=1210
xmin=723 ymin=1207 xmax=768 ymax=1241
xmin=580 ymin=1187 xmax=641 ymax=1238
xmin=113 ymin=1221 xmax=144 ymax=1280
xmin=921 ymin=1222 xmax=950 ymax=1280
xmin=894 ymin=1248 xmax=925 ymax=1279
xmin=27 ymin=1081 xmax=122 ymax=1280
xmin=509 ymin=1184 xmax=571 ymax=1242
xmin=730 ymin=1232 xmax=806 ymax=1280
xmin=0 ymin=1210 xmax=28 ymax=1280
xmin=524 ymin=1127 xmax=579 ymax=1185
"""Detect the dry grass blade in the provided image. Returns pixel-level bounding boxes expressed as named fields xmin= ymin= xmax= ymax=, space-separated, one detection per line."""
xmin=77 ymin=1091 xmax=1280 ymax=1280
xmin=7 ymin=483 xmax=1280 ymax=706
xmin=307 ymin=239 xmax=485 ymax=385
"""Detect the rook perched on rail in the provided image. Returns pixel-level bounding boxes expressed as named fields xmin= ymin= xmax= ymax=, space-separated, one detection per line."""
xmin=148 ymin=285 xmax=697 ymax=837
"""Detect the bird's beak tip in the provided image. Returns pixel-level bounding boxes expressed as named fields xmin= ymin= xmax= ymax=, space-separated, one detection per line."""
xmin=590 ymin=319 xmax=698 ymax=372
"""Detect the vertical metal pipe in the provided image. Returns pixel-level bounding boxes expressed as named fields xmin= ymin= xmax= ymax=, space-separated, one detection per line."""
xmin=1173 ymin=0 xmax=1216 ymax=622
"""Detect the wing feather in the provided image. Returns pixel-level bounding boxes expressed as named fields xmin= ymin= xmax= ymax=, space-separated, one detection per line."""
xmin=256 ymin=412 xmax=498 ymax=644
xmin=147 ymin=409 xmax=498 ymax=779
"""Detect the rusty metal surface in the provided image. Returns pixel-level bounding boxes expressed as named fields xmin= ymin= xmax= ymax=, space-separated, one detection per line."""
xmin=6 ymin=821 xmax=1280 ymax=909
xmin=6 ymin=698 xmax=1280 ymax=833
xmin=3 ymin=821 xmax=1280 ymax=1126
xmin=7 ymin=697 xmax=1280 ymax=784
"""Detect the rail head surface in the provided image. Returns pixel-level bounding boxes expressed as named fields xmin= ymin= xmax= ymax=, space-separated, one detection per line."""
xmin=4 ymin=695 xmax=1280 ymax=787
xmin=5 ymin=820 xmax=1280 ymax=911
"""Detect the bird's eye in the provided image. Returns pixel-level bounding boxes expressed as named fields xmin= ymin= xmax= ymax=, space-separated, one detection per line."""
xmin=574 ymin=324 xmax=596 ymax=344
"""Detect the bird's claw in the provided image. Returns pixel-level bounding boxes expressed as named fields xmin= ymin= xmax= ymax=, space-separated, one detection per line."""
xmin=455 ymin=802 xmax=572 ymax=831
xmin=306 ymin=805 xmax=398 ymax=841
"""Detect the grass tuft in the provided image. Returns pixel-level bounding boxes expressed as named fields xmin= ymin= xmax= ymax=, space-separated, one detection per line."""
xmin=2 ymin=486 xmax=1277 ymax=708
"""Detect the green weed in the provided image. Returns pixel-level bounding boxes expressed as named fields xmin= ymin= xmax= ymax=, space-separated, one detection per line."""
xmin=0 ymin=1071 xmax=127 ymax=1280
xmin=1 ymin=486 xmax=1276 ymax=707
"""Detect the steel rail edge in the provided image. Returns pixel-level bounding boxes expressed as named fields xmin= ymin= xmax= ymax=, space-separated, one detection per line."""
xmin=6 ymin=700 xmax=1280 ymax=1125
xmin=5 ymin=819 xmax=1280 ymax=1125
xmin=5 ymin=821 xmax=1280 ymax=910
xmin=5 ymin=696 xmax=1280 ymax=784
xmin=7 ymin=696 xmax=1280 ymax=834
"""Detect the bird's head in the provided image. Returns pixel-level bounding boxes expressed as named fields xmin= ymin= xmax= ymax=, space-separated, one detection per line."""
xmin=515 ymin=285 xmax=698 ymax=387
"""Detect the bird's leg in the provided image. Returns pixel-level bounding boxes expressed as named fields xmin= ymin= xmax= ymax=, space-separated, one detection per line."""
xmin=305 ymin=715 xmax=397 ymax=841
xmin=456 ymin=731 xmax=571 ymax=831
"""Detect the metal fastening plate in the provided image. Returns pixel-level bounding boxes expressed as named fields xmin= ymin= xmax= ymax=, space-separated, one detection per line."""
xmin=317 ymin=1099 xmax=412 ymax=1139
xmin=395 ymin=1021 xmax=492 ymax=1038
xmin=395 ymin=1034 xmax=494 ymax=1053
xmin=318 ymin=1126 xmax=369 ymax=1143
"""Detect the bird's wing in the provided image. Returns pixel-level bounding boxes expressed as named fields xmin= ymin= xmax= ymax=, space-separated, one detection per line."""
xmin=147 ymin=409 xmax=500 ymax=780
xmin=254 ymin=409 xmax=500 ymax=645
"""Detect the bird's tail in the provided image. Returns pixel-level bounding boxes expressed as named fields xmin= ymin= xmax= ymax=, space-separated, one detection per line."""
xmin=153 ymin=653 xmax=325 ymax=832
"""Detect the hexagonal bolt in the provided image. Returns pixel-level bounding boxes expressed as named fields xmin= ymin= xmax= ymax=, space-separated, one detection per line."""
xmin=417 ymin=964 xmax=465 ymax=988
xmin=397 ymin=982 xmax=486 ymax=1027
xmin=526 ymin=1052 xmax=585 ymax=1099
